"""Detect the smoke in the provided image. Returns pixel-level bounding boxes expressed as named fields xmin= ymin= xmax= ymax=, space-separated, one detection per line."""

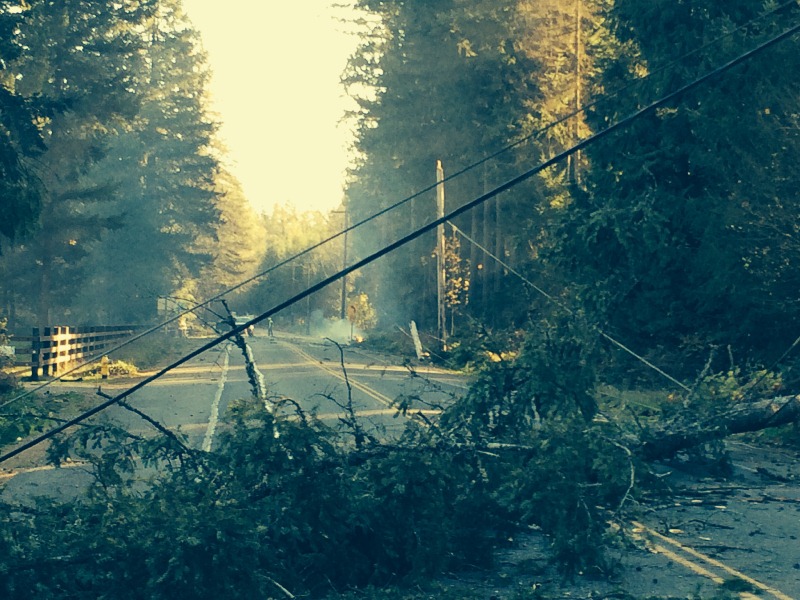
xmin=310 ymin=316 xmax=364 ymax=345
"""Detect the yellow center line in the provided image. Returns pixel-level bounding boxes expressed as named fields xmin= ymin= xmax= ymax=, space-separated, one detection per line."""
xmin=0 ymin=461 xmax=89 ymax=483
xmin=632 ymin=521 xmax=794 ymax=600
xmin=312 ymin=408 xmax=441 ymax=421
xmin=285 ymin=344 xmax=396 ymax=408
xmin=283 ymin=343 xmax=442 ymax=421
xmin=648 ymin=541 xmax=726 ymax=584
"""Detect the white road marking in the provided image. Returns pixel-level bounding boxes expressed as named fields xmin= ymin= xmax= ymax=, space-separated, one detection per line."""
xmin=202 ymin=344 xmax=230 ymax=452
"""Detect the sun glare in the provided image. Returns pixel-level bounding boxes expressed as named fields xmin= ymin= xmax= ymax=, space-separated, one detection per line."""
xmin=182 ymin=0 xmax=362 ymax=216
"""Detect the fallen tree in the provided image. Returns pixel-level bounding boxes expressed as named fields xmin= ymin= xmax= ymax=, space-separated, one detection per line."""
xmin=639 ymin=394 xmax=800 ymax=461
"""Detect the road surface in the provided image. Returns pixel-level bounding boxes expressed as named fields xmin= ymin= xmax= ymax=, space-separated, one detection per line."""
xmin=0 ymin=333 xmax=467 ymax=499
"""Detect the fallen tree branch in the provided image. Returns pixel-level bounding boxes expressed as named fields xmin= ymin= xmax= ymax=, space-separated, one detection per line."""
xmin=220 ymin=300 xmax=268 ymax=405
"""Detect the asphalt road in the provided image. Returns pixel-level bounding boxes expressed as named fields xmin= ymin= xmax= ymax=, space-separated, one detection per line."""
xmin=480 ymin=440 xmax=800 ymax=600
xmin=0 ymin=333 xmax=468 ymax=500
xmin=623 ymin=443 xmax=800 ymax=599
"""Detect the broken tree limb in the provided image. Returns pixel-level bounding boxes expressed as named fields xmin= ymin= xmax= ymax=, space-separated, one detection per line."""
xmin=639 ymin=395 xmax=800 ymax=461
xmin=220 ymin=300 xmax=268 ymax=405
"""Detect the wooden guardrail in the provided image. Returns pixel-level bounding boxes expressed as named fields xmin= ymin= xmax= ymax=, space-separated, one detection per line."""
xmin=23 ymin=326 xmax=136 ymax=380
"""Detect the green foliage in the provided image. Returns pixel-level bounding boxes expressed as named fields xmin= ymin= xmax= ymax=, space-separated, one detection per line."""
xmin=3 ymin=320 xmax=776 ymax=594
xmin=0 ymin=87 xmax=43 ymax=248
xmin=657 ymin=365 xmax=784 ymax=437
xmin=358 ymin=329 xmax=417 ymax=357
xmin=240 ymin=206 xmax=346 ymax=325
xmin=496 ymin=421 xmax=631 ymax=577
xmin=349 ymin=292 xmax=379 ymax=331
xmin=444 ymin=317 xmax=600 ymax=437
xmin=73 ymin=0 xmax=222 ymax=324
xmin=0 ymin=0 xmax=253 ymax=326
xmin=443 ymin=229 xmax=470 ymax=333
xmin=0 ymin=0 xmax=156 ymax=323
xmin=196 ymin=167 xmax=267 ymax=299
xmin=439 ymin=322 xmax=525 ymax=371
xmin=0 ymin=395 xmax=505 ymax=598
xmin=555 ymin=0 xmax=800 ymax=365
xmin=5 ymin=0 xmax=800 ymax=595
xmin=345 ymin=0 xmax=544 ymax=331
xmin=439 ymin=317 xmax=636 ymax=577
xmin=692 ymin=367 xmax=782 ymax=405
xmin=0 ymin=317 xmax=9 ymax=369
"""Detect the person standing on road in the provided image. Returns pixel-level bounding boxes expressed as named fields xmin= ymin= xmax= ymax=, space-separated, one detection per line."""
xmin=267 ymin=317 xmax=274 ymax=337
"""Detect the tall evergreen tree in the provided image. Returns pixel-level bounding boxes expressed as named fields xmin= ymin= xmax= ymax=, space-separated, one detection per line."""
xmin=345 ymin=0 xmax=542 ymax=331
xmin=80 ymin=0 xmax=221 ymax=323
xmin=0 ymin=0 xmax=154 ymax=324
xmin=197 ymin=165 xmax=267 ymax=300
xmin=240 ymin=206 xmax=343 ymax=329
xmin=0 ymin=0 xmax=229 ymax=326
xmin=555 ymin=0 xmax=800 ymax=367
xmin=0 ymin=1 xmax=44 ymax=251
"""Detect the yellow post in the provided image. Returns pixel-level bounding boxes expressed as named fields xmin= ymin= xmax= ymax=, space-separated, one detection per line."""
xmin=101 ymin=355 xmax=110 ymax=379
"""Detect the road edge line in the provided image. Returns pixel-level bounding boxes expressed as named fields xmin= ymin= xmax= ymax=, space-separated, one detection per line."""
xmin=202 ymin=344 xmax=230 ymax=452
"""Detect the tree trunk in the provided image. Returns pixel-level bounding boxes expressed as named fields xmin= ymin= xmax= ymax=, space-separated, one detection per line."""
xmin=481 ymin=194 xmax=492 ymax=322
xmin=493 ymin=198 xmax=503 ymax=310
xmin=469 ymin=208 xmax=478 ymax=311
xmin=37 ymin=250 xmax=52 ymax=327
xmin=639 ymin=395 xmax=800 ymax=461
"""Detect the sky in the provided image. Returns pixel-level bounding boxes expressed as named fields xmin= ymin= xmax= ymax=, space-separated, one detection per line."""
xmin=182 ymin=1 xmax=363 ymax=216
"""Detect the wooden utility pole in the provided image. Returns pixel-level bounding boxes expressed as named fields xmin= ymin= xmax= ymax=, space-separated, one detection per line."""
xmin=305 ymin=264 xmax=311 ymax=336
xmin=334 ymin=205 xmax=349 ymax=320
xmin=436 ymin=160 xmax=447 ymax=351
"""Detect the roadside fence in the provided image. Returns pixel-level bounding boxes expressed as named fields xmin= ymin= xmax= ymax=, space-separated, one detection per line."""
xmin=15 ymin=326 xmax=137 ymax=380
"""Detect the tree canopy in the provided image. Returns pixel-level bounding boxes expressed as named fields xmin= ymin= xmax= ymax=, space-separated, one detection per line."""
xmin=344 ymin=0 xmax=800 ymax=372
xmin=0 ymin=0 xmax=264 ymax=326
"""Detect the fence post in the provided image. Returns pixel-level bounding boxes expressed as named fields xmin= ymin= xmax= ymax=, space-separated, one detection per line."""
xmin=31 ymin=327 xmax=41 ymax=381
xmin=43 ymin=327 xmax=52 ymax=377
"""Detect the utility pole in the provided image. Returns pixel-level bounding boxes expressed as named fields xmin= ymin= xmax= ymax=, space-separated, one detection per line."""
xmin=305 ymin=264 xmax=311 ymax=336
xmin=436 ymin=160 xmax=447 ymax=352
xmin=332 ymin=204 xmax=349 ymax=320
